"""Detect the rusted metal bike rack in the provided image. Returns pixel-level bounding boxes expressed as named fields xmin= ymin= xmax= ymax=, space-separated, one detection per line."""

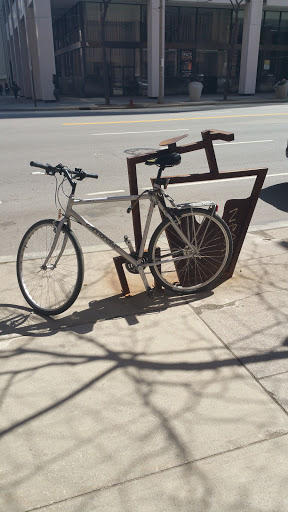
xmin=113 ymin=129 xmax=267 ymax=295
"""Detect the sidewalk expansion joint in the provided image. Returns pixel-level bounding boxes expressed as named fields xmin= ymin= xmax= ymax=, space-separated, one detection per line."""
xmin=24 ymin=431 xmax=288 ymax=512
xmin=260 ymin=369 xmax=288 ymax=380
xmin=188 ymin=302 xmax=288 ymax=418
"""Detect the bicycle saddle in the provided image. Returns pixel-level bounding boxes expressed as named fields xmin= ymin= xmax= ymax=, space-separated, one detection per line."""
xmin=145 ymin=134 xmax=187 ymax=168
xmin=145 ymin=152 xmax=181 ymax=167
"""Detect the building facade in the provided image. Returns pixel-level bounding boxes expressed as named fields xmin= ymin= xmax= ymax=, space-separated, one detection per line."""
xmin=1 ymin=0 xmax=288 ymax=101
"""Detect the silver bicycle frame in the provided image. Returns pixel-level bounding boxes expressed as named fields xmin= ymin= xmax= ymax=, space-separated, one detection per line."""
xmin=43 ymin=186 xmax=217 ymax=291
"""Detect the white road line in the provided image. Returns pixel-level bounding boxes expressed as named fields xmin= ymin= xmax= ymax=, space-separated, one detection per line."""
xmin=90 ymin=129 xmax=189 ymax=136
xmin=31 ymin=171 xmax=45 ymax=174
xmin=214 ymin=139 xmax=273 ymax=145
xmin=87 ymin=190 xmax=125 ymax=195
xmin=264 ymin=172 xmax=288 ymax=178
xmin=140 ymin=172 xmax=288 ymax=189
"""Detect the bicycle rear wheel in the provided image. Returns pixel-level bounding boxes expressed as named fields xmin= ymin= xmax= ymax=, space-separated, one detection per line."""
xmin=148 ymin=208 xmax=232 ymax=294
xmin=17 ymin=219 xmax=84 ymax=315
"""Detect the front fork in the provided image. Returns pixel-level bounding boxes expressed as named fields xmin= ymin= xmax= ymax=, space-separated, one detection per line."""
xmin=41 ymin=218 xmax=70 ymax=269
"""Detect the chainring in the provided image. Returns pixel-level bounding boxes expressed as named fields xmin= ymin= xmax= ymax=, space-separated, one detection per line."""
xmin=125 ymin=252 xmax=148 ymax=274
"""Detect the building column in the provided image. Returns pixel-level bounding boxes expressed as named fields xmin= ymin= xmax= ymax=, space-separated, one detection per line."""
xmin=18 ymin=17 xmax=32 ymax=98
xmin=25 ymin=7 xmax=41 ymax=100
xmin=7 ymin=3 xmax=17 ymax=85
xmin=15 ymin=0 xmax=30 ymax=97
xmin=239 ymin=0 xmax=263 ymax=94
xmin=13 ymin=27 xmax=23 ymax=89
xmin=0 ymin=1 xmax=9 ymax=80
xmin=147 ymin=0 xmax=165 ymax=98
xmin=27 ymin=0 xmax=55 ymax=101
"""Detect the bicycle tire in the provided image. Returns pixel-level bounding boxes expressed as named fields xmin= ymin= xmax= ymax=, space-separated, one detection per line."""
xmin=148 ymin=208 xmax=233 ymax=294
xmin=17 ymin=219 xmax=84 ymax=315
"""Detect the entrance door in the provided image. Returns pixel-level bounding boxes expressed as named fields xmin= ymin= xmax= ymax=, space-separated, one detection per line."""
xmin=196 ymin=50 xmax=227 ymax=93
xmin=111 ymin=66 xmax=136 ymax=96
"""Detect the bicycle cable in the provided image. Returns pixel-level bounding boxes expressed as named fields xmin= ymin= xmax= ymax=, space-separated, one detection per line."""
xmin=54 ymin=173 xmax=67 ymax=214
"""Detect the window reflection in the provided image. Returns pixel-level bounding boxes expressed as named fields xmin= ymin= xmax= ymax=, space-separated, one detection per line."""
xmin=52 ymin=3 xmax=288 ymax=97
xmin=197 ymin=9 xmax=230 ymax=45
xmin=261 ymin=11 xmax=280 ymax=44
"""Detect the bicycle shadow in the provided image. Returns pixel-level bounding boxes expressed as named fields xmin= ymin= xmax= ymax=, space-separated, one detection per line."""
xmin=0 ymin=287 xmax=214 ymax=339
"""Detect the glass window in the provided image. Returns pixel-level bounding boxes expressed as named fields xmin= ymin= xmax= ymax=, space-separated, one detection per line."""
xmin=197 ymin=9 xmax=213 ymax=43
xmin=84 ymin=3 xmax=101 ymax=42
xmin=84 ymin=4 xmax=140 ymax=43
xmin=71 ymin=49 xmax=81 ymax=77
xmin=85 ymin=47 xmax=102 ymax=76
xmin=165 ymin=7 xmax=178 ymax=43
xmin=110 ymin=49 xmax=136 ymax=95
xmin=66 ymin=4 xmax=81 ymax=45
xmin=141 ymin=48 xmax=147 ymax=80
xmin=106 ymin=5 xmax=141 ymax=42
xmin=53 ymin=3 xmax=81 ymax=50
xmin=141 ymin=5 xmax=147 ymax=42
xmin=259 ymin=50 xmax=288 ymax=81
xmin=55 ymin=55 xmax=62 ymax=77
xmin=179 ymin=8 xmax=196 ymax=43
xmin=110 ymin=48 xmax=134 ymax=67
xmin=261 ymin=11 xmax=280 ymax=45
xmin=151 ymin=5 xmax=197 ymax=44
xmin=197 ymin=9 xmax=230 ymax=45
xmin=232 ymin=9 xmax=244 ymax=44
xmin=279 ymin=12 xmax=288 ymax=44
xmin=165 ymin=49 xmax=178 ymax=77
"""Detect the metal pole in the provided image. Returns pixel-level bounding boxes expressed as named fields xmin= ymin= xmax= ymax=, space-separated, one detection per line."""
xmin=157 ymin=0 xmax=164 ymax=104
xmin=30 ymin=64 xmax=37 ymax=108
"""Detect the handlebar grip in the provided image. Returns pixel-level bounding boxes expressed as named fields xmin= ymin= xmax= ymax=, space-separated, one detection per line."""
xmin=85 ymin=173 xmax=98 ymax=179
xmin=30 ymin=161 xmax=48 ymax=170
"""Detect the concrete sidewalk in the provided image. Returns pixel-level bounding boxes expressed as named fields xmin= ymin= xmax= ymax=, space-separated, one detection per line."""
xmin=0 ymin=90 xmax=288 ymax=111
xmin=1 ymin=224 xmax=288 ymax=511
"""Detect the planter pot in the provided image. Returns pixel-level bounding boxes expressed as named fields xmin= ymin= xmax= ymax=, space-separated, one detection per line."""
xmin=275 ymin=82 xmax=288 ymax=99
xmin=188 ymin=81 xmax=203 ymax=101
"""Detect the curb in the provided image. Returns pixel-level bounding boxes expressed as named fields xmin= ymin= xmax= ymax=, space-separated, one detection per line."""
xmin=1 ymin=97 xmax=288 ymax=113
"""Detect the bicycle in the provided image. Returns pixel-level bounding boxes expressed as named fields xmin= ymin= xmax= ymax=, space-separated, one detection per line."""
xmin=17 ymin=135 xmax=233 ymax=316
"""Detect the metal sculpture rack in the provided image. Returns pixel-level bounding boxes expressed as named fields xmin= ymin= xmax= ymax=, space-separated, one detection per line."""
xmin=113 ymin=129 xmax=267 ymax=295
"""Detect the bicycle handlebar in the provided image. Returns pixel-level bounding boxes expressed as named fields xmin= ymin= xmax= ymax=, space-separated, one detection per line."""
xmin=30 ymin=161 xmax=51 ymax=170
xmin=30 ymin=161 xmax=98 ymax=180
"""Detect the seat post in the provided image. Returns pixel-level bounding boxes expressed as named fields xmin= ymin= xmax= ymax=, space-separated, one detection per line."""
xmin=156 ymin=165 xmax=165 ymax=184
xmin=167 ymin=142 xmax=177 ymax=152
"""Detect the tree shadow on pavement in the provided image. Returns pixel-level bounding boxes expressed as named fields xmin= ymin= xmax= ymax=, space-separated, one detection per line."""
xmin=0 ymin=287 xmax=214 ymax=339
xmin=2 ymin=312 xmax=288 ymax=443
xmin=1 ymin=255 xmax=288 ymax=511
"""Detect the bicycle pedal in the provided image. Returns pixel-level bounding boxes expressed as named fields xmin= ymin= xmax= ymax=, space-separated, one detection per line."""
xmin=147 ymin=287 xmax=154 ymax=298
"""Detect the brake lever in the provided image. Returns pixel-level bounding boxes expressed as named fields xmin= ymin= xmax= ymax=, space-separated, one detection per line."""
xmin=74 ymin=168 xmax=86 ymax=181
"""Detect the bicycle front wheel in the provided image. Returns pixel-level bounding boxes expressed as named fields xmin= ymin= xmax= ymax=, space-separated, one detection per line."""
xmin=17 ymin=219 xmax=84 ymax=315
xmin=148 ymin=208 xmax=232 ymax=294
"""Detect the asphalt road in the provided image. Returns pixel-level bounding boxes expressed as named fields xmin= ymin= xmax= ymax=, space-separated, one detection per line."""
xmin=1 ymin=103 xmax=288 ymax=258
